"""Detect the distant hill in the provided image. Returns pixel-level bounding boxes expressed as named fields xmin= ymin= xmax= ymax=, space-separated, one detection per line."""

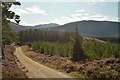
xmin=48 ymin=20 xmax=119 ymax=38
xmin=9 ymin=22 xmax=59 ymax=32
xmin=9 ymin=20 xmax=120 ymax=39
xmin=34 ymin=23 xmax=59 ymax=28
xmin=9 ymin=22 xmax=31 ymax=32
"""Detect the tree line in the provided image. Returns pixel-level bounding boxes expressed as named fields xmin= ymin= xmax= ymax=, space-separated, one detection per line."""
xmin=18 ymin=29 xmax=73 ymax=43
xmin=18 ymin=28 xmax=86 ymax=61
xmin=18 ymin=28 xmax=120 ymax=61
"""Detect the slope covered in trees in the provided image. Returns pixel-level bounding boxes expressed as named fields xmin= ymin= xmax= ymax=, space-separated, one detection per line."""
xmin=10 ymin=20 xmax=120 ymax=43
xmin=19 ymin=29 xmax=120 ymax=78
xmin=18 ymin=29 xmax=120 ymax=60
xmin=18 ymin=29 xmax=72 ymax=44
xmin=9 ymin=21 xmax=120 ymax=41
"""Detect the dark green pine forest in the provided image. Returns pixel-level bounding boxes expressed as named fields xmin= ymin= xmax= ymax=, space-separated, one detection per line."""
xmin=18 ymin=28 xmax=120 ymax=60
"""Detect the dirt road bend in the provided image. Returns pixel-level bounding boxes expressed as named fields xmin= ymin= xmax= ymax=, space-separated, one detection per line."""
xmin=14 ymin=47 xmax=72 ymax=78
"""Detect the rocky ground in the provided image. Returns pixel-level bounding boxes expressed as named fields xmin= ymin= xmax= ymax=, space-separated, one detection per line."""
xmin=22 ymin=46 xmax=120 ymax=78
xmin=2 ymin=45 xmax=27 ymax=78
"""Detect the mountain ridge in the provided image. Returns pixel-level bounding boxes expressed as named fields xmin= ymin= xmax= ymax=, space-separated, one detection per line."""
xmin=9 ymin=20 xmax=120 ymax=38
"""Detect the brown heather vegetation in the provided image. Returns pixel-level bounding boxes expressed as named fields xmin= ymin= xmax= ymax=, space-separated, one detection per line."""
xmin=2 ymin=45 xmax=27 ymax=78
xmin=22 ymin=46 xmax=120 ymax=78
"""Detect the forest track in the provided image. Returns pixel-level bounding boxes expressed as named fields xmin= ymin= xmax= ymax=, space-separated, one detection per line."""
xmin=14 ymin=47 xmax=72 ymax=78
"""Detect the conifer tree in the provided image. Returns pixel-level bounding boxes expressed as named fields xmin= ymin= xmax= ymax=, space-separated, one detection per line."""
xmin=72 ymin=27 xmax=85 ymax=61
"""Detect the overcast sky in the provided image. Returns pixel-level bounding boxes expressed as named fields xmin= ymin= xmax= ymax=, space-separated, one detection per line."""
xmin=10 ymin=0 xmax=119 ymax=26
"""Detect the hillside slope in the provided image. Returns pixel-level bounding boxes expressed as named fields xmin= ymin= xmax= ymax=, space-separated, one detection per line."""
xmin=49 ymin=21 xmax=119 ymax=38
xmin=10 ymin=21 xmax=119 ymax=38
xmin=9 ymin=22 xmax=59 ymax=32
